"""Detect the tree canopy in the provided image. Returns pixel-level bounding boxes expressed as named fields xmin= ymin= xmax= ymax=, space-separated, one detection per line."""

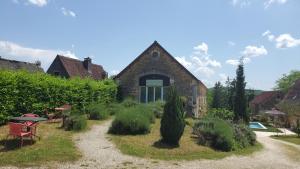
xmin=275 ymin=70 xmax=300 ymax=93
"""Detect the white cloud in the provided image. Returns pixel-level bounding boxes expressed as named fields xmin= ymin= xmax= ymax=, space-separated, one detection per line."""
xmin=264 ymin=0 xmax=288 ymax=9
xmin=12 ymin=0 xmax=48 ymax=7
xmin=226 ymin=45 xmax=267 ymax=66
xmin=241 ymin=45 xmax=268 ymax=58
xmin=219 ymin=73 xmax=228 ymax=84
xmin=61 ymin=7 xmax=76 ymax=18
xmin=262 ymin=30 xmax=300 ymax=49
xmin=226 ymin=59 xmax=240 ymax=66
xmin=176 ymin=42 xmax=221 ymax=77
xmin=262 ymin=30 xmax=275 ymax=41
xmin=193 ymin=42 xmax=208 ymax=55
xmin=275 ymin=34 xmax=300 ymax=49
xmin=27 ymin=0 xmax=48 ymax=7
xmin=227 ymin=41 xmax=236 ymax=46
xmin=110 ymin=70 xmax=120 ymax=76
xmin=0 ymin=40 xmax=78 ymax=70
xmin=231 ymin=0 xmax=251 ymax=7
xmin=174 ymin=56 xmax=192 ymax=68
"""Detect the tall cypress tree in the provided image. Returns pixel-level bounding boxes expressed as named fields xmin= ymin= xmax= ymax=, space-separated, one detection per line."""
xmin=233 ymin=61 xmax=248 ymax=123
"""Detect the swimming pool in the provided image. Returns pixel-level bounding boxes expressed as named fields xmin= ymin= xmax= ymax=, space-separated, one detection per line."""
xmin=249 ymin=122 xmax=267 ymax=129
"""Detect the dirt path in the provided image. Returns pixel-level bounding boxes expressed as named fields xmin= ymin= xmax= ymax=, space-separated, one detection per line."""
xmin=52 ymin=120 xmax=300 ymax=169
xmin=2 ymin=120 xmax=300 ymax=169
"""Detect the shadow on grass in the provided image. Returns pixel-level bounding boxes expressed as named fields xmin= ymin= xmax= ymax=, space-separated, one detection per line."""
xmin=0 ymin=138 xmax=35 ymax=152
xmin=152 ymin=140 xmax=179 ymax=149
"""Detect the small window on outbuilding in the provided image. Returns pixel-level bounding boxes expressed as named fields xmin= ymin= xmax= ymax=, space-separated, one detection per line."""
xmin=151 ymin=51 xmax=160 ymax=59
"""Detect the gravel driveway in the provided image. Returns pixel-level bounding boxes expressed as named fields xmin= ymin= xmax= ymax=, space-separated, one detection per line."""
xmin=2 ymin=120 xmax=300 ymax=169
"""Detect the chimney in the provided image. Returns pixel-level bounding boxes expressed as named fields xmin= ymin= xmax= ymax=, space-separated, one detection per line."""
xmin=83 ymin=57 xmax=92 ymax=73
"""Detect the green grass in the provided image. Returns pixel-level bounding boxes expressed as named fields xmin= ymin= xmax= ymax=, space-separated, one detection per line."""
xmin=0 ymin=119 xmax=107 ymax=167
xmin=271 ymin=135 xmax=300 ymax=145
xmin=109 ymin=119 xmax=263 ymax=161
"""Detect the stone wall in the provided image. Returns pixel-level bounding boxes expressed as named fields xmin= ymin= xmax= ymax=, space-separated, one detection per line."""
xmin=116 ymin=42 xmax=207 ymax=117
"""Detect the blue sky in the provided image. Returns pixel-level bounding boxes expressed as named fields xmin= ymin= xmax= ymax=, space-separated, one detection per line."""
xmin=0 ymin=0 xmax=299 ymax=90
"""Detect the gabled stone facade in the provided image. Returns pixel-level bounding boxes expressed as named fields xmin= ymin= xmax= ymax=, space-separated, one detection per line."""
xmin=115 ymin=41 xmax=207 ymax=117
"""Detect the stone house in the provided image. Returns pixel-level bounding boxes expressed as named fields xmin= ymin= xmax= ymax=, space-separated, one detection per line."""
xmin=47 ymin=55 xmax=107 ymax=80
xmin=114 ymin=41 xmax=207 ymax=117
xmin=0 ymin=56 xmax=44 ymax=72
xmin=250 ymin=91 xmax=284 ymax=114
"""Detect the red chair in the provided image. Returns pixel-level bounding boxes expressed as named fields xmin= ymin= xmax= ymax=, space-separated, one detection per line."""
xmin=6 ymin=122 xmax=34 ymax=147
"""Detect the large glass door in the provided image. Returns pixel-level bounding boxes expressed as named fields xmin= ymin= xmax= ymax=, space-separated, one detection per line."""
xmin=147 ymin=87 xmax=154 ymax=102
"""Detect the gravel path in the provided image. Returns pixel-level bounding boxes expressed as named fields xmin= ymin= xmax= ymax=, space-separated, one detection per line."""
xmin=2 ymin=120 xmax=300 ymax=169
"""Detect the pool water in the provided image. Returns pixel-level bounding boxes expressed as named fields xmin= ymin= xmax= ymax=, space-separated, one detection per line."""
xmin=249 ymin=122 xmax=267 ymax=129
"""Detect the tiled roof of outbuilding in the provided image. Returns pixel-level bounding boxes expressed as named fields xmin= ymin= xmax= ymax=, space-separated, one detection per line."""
xmin=55 ymin=55 xmax=106 ymax=80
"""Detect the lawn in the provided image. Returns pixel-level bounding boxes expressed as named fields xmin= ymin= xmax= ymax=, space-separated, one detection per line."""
xmin=109 ymin=119 xmax=263 ymax=161
xmin=271 ymin=135 xmax=300 ymax=145
xmin=0 ymin=119 xmax=106 ymax=167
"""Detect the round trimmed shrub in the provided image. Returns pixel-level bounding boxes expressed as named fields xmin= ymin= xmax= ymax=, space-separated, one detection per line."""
xmin=108 ymin=107 xmax=151 ymax=135
xmin=193 ymin=117 xmax=234 ymax=151
xmin=86 ymin=103 xmax=109 ymax=120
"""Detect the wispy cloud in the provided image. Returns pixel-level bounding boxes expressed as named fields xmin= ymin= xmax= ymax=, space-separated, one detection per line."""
xmin=231 ymin=0 xmax=251 ymax=7
xmin=61 ymin=7 xmax=76 ymax=18
xmin=262 ymin=30 xmax=300 ymax=49
xmin=175 ymin=42 xmax=221 ymax=78
xmin=226 ymin=45 xmax=267 ymax=65
xmin=264 ymin=0 xmax=288 ymax=9
xmin=227 ymin=41 xmax=236 ymax=47
xmin=13 ymin=0 xmax=49 ymax=7
xmin=0 ymin=40 xmax=78 ymax=70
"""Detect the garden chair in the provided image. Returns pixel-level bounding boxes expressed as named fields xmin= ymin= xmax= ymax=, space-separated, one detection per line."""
xmin=6 ymin=122 xmax=34 ymax=147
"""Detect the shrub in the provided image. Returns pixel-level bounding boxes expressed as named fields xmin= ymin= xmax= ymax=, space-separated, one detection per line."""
xmin=64 ymin=109 xmax=87 ymax=131
xmin=109 ymin=106 xmax=151 ymax=135
xmin=148 ymin=101 xmax=165 ymax=118
xmin=121 ymin=98 xmax=138 ymax=108
xmin=72 ymin=115 xmax=88 ymax=131
xmin=193 ymin=117 xmax=234 ymax=151
xmin=207 ymin=108 xmax=234 ymax=121
xmin=233 ymin=124 xmax=256 ymax=148
xmin=86 ymin=103 xmax=109 ymax=120
xmin=106 ymin=103 xmax=122 ymax=115
xmin=294 ymin=119 xmax=300 ymax=137
xmin=193 ymin=117 xmax=256 ymax=151
xmin=0 ymin=70 xmax=117 ymax=125
xmin=160 ymin=86 xmax=185 ymax=145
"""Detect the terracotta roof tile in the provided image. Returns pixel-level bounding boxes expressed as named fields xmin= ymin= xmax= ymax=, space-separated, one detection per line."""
xmin=57 ymin=55 xmax=106 ymax=80
xmin=251 ymin=91 xmax=283 ymax=105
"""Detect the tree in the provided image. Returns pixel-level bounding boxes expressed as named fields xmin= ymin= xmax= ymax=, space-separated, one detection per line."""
xmin=233 ymin=61 xmax=248 ymax=123
xmin=160 ymin=86 xmax=185 ymax=145
xmin=212 ymin=81 xmax=223 ymax=109
xmin=296 ymin=119 xmax=300 ymax=137
xmin=226 ymin=78 xmax=236 ymax=111
xmin=275 ymin=70 xmax=300 ymax=93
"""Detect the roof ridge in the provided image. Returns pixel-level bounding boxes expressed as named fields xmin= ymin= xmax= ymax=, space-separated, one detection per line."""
xmin=115 ymin=41 xmax=207 ymax=89
xmin=57 ymin=55 xmax=103 ymax=68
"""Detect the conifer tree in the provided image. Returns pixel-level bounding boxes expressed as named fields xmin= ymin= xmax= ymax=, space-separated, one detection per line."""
xmin=160 ymin=86 xmax=185 ymax=145
xmin=233 ymin=61 xmax=248 ymax=123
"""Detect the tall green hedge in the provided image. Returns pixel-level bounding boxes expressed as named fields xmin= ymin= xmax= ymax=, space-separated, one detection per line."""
xmin=0 ymin=70 xmax=117 ymax=125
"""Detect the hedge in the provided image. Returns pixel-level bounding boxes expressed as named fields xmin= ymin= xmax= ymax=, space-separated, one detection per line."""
xmin=0 ymin=70 xmax=117 ymax=125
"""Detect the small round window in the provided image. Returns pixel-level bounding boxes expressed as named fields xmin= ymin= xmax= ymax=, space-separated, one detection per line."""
xmin=152 ymin=51 xmax=160 ymax=58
